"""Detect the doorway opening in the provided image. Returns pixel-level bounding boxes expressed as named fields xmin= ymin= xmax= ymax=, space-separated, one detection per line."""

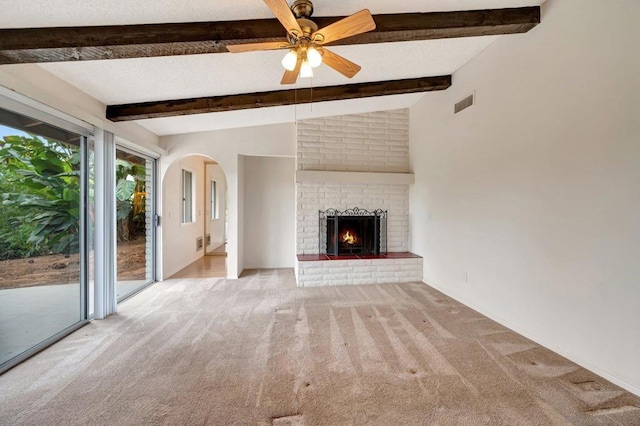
xmin=204 ymin=161 xmax=228 ymax=257
xmin=162 ymin=156 xmax=227 ymax=279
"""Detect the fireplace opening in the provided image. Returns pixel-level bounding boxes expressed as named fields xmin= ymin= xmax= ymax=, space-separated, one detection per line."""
xmin=329 ymin=217 xmax=375 ymax=255
xmin=320 ymin=208 xmax=387 ymax=256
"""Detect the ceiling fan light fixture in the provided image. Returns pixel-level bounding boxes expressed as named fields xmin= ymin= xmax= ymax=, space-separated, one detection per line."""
xmin=229 ymin=1 xmax=375 ymax=84
xmin=281 ymin=49 xmax=298 ymax=71
xmin=300 ymin=60 xmax=314 ymax=78
xmin=307 ymin=46 xmax=322 ymax=68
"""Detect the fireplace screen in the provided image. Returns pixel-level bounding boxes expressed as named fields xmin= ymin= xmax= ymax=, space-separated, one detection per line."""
xmin=319 ymin=208 xmax=387 ymax=256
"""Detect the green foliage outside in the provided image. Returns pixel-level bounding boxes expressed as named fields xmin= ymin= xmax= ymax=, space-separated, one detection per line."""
xmin=0 ymin=134 xmax=81 ymax=260
xmin=115 ymin=158 xmax=147 ymax=242
xmin=0 ymin=131 xmax=148 ymax=260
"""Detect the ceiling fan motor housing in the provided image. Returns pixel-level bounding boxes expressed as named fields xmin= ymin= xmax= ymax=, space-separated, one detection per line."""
xmin=296 ymin=18 xmax=319 ymax=38
xmin=291 ymin=0 xmax=314 ymax=19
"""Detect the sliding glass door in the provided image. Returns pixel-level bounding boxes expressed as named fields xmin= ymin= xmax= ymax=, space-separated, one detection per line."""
xmin=0 ymin=106 xmax=90 ymax=372
xmin=115 ymin=147 xmax=155 ymax=301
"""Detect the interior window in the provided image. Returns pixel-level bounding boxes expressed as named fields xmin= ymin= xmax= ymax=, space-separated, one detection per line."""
xmin=211 ymin=180 xmax=217 ymax=220
xmin=182 ymin=169 xmax=193 ymax=223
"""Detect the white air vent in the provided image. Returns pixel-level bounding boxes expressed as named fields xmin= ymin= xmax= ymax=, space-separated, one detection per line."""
xmin=196 ymin=236 xmax=204 ymax=251
xmin=454 ymin=93 xmax=474 ymax=114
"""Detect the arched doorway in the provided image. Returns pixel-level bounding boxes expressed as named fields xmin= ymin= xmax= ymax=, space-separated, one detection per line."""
xmin=161 ymin=155 xmax=228 ymax=279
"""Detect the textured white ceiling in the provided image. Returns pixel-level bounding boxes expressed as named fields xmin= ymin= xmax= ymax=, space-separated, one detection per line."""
xmin=139 ymin=93 xmax=426 ymax=135
xmin=2 ymin=0 xmax=544 ymax=135
xmin=2 ymin=0 xmax=544 ymax=27
xmin=37 ymin=37 xmax=498 ymax=105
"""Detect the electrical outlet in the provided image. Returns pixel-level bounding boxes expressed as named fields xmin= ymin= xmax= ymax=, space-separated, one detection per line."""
xmin=463 ymin=272 xmax=468 ymax=283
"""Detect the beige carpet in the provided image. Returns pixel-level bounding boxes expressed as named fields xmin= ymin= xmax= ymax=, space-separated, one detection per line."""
xmin=1 ymin=269 xmax=639 ymax=425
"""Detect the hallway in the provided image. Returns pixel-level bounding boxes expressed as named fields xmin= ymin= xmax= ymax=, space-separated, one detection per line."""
xmin=170 ymin=255 xmax=226 ymax=279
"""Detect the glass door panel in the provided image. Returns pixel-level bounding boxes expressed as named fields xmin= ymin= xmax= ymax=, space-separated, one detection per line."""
xmin=0 ymin=107 xmax=87 ymax=369
xmin=115 ymin=147 xmax=154 ymax=301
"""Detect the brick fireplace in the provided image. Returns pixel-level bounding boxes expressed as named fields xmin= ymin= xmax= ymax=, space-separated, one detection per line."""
xmin=295 ymin=109 xmax=423 ymax=287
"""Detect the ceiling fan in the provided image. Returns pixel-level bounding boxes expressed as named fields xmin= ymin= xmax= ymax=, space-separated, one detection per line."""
xmin=227 ymin=0 xmax=376 ymax=85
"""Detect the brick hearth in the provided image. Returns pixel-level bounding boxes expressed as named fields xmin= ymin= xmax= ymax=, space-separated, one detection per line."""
xmin=296 ymin=255 xmax=423 ymax=287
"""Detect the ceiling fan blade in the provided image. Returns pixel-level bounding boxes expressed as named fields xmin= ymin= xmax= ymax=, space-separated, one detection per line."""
xmin=264 ymin=0 xmax=303 ymax=37
xmin=281 ymin=56 xmax=302 ymax=85
xmin=320 ymin=48 xmax=361 ymax=78
xmin=313 ymin=9 xmax=376 ymax=45
xmin=226 ymin=40 xmax=291 ymax=53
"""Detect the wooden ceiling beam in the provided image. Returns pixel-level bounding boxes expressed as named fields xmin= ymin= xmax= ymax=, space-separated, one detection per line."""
xmin=0 ymin=7 xmax=539 ymax=64
xmin=106 ymin=75 xmax=452 ymax=121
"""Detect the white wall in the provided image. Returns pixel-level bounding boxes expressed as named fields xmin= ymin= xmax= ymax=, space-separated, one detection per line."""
xmin=160 ymin=123 xmax=296 ymax=279
xmin=237 ymin=155 xmax=245 ymax=273
xmin=162 ymin=155 xmax=207 ymax=278
xmin=409 ymin=0 xmax=640 ymax=395
xmin=205 ymin=163 xmax=227 ymax=252
xmin=243 ymin=156 xmax=296 ymax=269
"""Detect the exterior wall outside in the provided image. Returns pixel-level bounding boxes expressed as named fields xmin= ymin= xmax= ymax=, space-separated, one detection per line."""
xmin=409 ymin=0 xmax=640 ymax=395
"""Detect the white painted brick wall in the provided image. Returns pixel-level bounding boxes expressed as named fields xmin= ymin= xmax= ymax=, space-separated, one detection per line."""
xmin=297 ymin=258 xmax=423 ymax=287
xmin=295 ymin=108 xmax=416 ymax=287
xmin=297 ymin=109 xmax=409 ymax=173
xmin=296 ymin=182 xmax=409 ymax=254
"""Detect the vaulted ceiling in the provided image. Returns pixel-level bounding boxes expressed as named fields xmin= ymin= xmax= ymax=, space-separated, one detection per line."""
xmin=1 ymin=0 xmax=544 ymax=135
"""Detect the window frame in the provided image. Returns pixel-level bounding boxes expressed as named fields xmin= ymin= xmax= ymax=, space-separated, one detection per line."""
xmin=181 ymin=168 xmax=194 ymax=224
xmin=210 ymin=180 xmax=218 ymax=220
xmin=0 ymin=96 xmax=92 ymax=374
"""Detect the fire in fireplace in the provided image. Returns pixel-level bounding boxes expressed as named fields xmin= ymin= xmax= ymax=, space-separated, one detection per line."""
xmin=319 ymin=208 xmax=387 ymax=256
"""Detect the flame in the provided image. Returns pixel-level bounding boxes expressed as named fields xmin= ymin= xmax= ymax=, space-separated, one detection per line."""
xmin=342 ymin=230 xmax=357 ymax=245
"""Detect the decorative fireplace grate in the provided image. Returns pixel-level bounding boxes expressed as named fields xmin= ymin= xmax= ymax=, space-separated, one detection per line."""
xmin=319 ymin=207 xmax=387 ymax=256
